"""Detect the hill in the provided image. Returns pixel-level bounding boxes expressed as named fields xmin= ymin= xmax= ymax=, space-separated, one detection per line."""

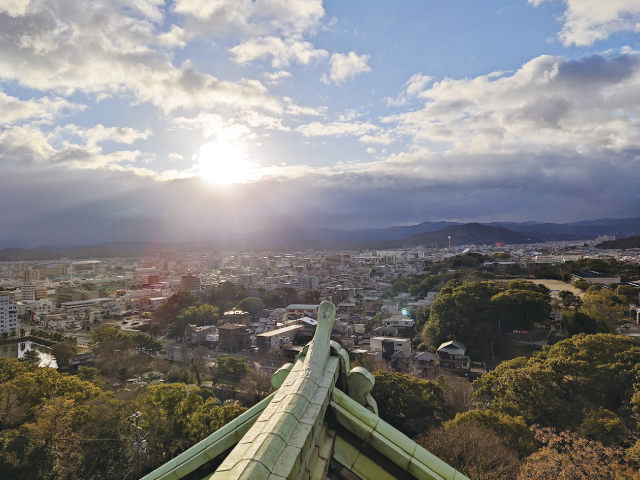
xmin=597 ymin=235 xmax=640 ymax=249
xmin=377 ymin=223 xmax=540 ymax=248
xmin=0 ymin=245 xmax=134 ymax=261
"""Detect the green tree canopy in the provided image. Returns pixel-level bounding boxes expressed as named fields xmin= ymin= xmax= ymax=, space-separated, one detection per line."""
xmin=472 ymin=334 xmax=640 ymax=438
xmin=372 ymin=371 xmax=448 ymax=437
xmin=237 ymin=297 xmax=264 ymax=319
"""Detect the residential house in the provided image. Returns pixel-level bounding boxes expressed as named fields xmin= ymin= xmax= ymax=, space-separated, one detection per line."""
xmin=437 ymin=340 xmax=471 ymax=370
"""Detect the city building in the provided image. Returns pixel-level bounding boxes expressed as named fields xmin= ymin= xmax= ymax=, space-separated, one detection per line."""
xmin=572 ymin=270 xmax=621 ymax=285
xmin=180 ymin=274 xmax=201 ymax=292
xmin=286 ymin=304 xmax=319 ymax=318
xmin=256 ymin=324 xmax=303 ymax=353
xmin=223 ymin=309 xmax=251 ymax=325
xmin=0 ymin=295 xmax=18 ymax=334
xmin=218 ymin=324 xmax=251 ymax=351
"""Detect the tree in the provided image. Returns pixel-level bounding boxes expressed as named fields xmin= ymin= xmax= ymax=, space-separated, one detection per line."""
xmin=189 ymin=347 xmax=208 ymax=386
xmin=372 ymin=371 xmax=448 ymax=436
xmin=21 ymin=349 xmax=40 ymax=365
xmin=50 ymin=342 xmax=77 ymax=370
xmin=238 ymin=369 xmax=274 ymax=406
xmin=518 ymin=428 xmax=627 ymax=480
xmin=301 ymin=290 xmax=320 ymax=304
xmin=133 ymin=332 xmax=163 ymax=355
xmin=418 ymin=423 xmax=521 ymax=480
xmin=169 ymin=304 xmax=220 ymax=340
xmin=615 ymin=285 xmax=638 ymax=305
xmin=237 ymin=297 xmax=264 ymax=320
xmin=574 ymin=279 xmax=590 ymax=291
xmin=446 ymin=410 xmax=538 ymax=457
xmin=365 ymin=312 xmax=390 ymax=333
xmin=186 ymin=399 xmax=247 ymax=442
xmin=490 ymin=289 xmax=551 ymax=331
xmin=211 ymin=355 xmax=249 ymax=384
xmin=558 ymin=290 xmax=580 ymax=309
xmin=472 ymin=334 xmax=640 ymax=434
xmin=581 ymin=288 xmax=626 ymax=327
xmin=562 ymin=310 xmax=613 ymax=336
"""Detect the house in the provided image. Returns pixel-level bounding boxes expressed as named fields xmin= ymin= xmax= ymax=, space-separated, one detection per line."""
xmin=69 ymin=351 xmax=94 ymax=368
xmin=414 ymin=351 xmax=438 ymax=371
xmin=437 ymin=340 xmax=471 ymax=370
xmin=218 ymin=324 xmax=251 ymax=351
xmin=382 ymin=315 xmax=415 ymax=336
xmin=186 ymin=324 xmax=215 ymax=344
xmin=139 ymin=301 xmax=469 ymax=480
xmin=223 ymin=309 xmax=251 ymax=325
xmin=256 ymin=324 xmax=304 ymax=353
xmin=286 ymin=304 xmax=319 ymax=318
xmin=390 ymin=350 xmax=413 ymax=368
xmin=369 ymin=336 xmax=411 ymax=360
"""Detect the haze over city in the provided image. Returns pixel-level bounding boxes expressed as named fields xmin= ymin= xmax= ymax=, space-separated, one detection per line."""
xmin=1 ymin=0 xmax=640 ymax=248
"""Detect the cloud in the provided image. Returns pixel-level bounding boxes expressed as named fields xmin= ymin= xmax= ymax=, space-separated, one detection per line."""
xmin=381 ymin=54 xmax=640 ymax=155
xmin=0 ymin=1 xmax=283 ymax=116
xmin=172 ymin=111 xmax=287 ymax=140
xmin=229 ymin=36 xmax=328 ymax=67
xmin=385 ymin=73 xmax=433 ymax=106
xmin=321 ymin=51 xmax=371 ymax=84
xmin=0 ymin=0 xmax=31 ymax=17
xmin=0 ymin=92 xmax=84 ymax=124
xmin=283 ymin=97 xmax=327 ymax=116
xmin=168 ymin=152 xmax=185 ymax=162
xmin=262 ymin=70 xmax=292 ymax=84
xmin=295 ymin=121 xmax=379 ymax=137
xmin=530 ymin=0 xmax=640 ymax=46
xmin=172 ymin=0 xmax=325 ymax=37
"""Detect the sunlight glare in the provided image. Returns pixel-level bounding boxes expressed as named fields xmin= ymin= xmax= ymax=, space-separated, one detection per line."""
xmin=196 ymin=141 xmax=261 ymax=184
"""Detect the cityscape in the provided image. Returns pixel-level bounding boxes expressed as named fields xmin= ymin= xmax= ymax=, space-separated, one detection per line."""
xmin=2 ymin=0 xmax=640 ymax=479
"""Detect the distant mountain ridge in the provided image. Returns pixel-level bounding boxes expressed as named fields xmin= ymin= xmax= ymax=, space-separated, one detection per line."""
xmin=0 ymin=245 xmax=133 ymax=261
xmin=2 ymin=217 xmax=639 ymax=256
xmin=597 ymin=236 xmax=640 ymax=249
xmin=375 ymin=223 xmax=540 ymax=248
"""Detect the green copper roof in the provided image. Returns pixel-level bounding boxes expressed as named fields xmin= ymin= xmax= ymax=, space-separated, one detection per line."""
xmin=142 ymin=300 xmax=470 ymax=480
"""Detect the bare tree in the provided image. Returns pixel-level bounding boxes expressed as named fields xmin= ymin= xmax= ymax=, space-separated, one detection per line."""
xmin=189 ymin=347 xmax=208 ymax=386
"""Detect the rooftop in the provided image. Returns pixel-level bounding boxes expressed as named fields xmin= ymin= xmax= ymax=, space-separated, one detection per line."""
xmin=141 ymin=301 xmax=470 ymax=480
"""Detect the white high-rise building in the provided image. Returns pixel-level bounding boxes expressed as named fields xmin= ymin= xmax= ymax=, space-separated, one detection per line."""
xmin=0 ymin=295 xmax=18 ymax=335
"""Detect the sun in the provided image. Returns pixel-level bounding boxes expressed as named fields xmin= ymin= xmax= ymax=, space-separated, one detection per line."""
xmin=196 ymin=141 xmax=260 ymax=184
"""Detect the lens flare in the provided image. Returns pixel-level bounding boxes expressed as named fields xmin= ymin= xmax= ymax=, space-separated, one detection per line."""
xmin=196 ymin=141 xmax=261 ymax=184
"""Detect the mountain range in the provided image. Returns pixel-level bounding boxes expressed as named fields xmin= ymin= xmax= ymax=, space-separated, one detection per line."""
xmin=0 ymin=217 xmax=638 ymax=259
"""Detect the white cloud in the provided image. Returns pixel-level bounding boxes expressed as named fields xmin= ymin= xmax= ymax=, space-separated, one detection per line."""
xmin=173 ymin=111 xmax=287 ymax=140
xmin=321 ymin=51 xmax=371 ymax=84
xmin=295 ymin=121 xmax=379 ymax=137
xmin=0 ymin=1 xmax=283 ymax=116
xmin=83 ymin=125 xmax=152 ymax=147
xmin=365 ymin=147 xmax=376 ymax=154
xmin=0 ymin=0 xmax=31 ymax=17
xmin=530 ymin=0 xmax=640 ymax=46
xmin=262 ymin=70 xmax=292 ymax=84
xmin=382 ymin=54 xmax=640 ymax=155
xmin=173 ymin=0 xmax=325 ymax=37
xmin=156 ymin=25 xmax=192 ymax=48
xmin=283 ymin=97 xmax=327 ymax=116
xmin=229 ymin=36 xmax=328 ymax=67
xmin=385 ymin=73 xmax=432 ymax=106
xmin=0 ymin=92 xmax=84 ymax=124
xmin=168 ymin=152 xmax=185 ymax=162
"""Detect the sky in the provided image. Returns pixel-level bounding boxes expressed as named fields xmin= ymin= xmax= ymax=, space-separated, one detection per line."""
xmin=1 ymin=0 xmax=640 ymax=247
